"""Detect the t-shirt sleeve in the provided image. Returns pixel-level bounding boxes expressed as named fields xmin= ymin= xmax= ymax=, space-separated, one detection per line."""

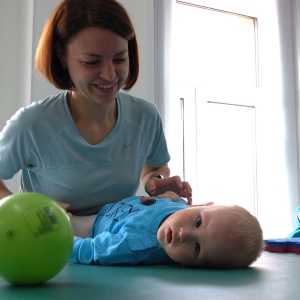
xmin=0 ymin=108 xmax=36 ymax=179
xmin=144 ymin=104 xmax=170 ymax=167
xmin=70 ymin=232 xmax=130 ymax=265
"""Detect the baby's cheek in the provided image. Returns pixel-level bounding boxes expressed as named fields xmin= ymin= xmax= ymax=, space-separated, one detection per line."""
xmin=156 ymin=227 xmax=164 ymax=246
xmin=166 ymin=245 xmax=186 ymax=264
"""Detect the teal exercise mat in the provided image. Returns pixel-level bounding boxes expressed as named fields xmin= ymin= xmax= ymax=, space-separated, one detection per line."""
xmin=1 ymin=251 xmax=299 ymax=300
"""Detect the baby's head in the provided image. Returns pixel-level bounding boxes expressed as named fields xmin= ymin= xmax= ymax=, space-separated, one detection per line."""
xmin=157 ymin=204 xmax=263 ymax=269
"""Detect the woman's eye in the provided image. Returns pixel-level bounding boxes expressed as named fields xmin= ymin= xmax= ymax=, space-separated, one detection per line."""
xmin=196 ymin=217 xmax=202 ymax=228
xmin=84 ymin=61 xmax=99 ymax=66
xmin=195 ymin=242 xmax=200 ymax=255
xmin=114 ymin=58 xmax=127 ymax=64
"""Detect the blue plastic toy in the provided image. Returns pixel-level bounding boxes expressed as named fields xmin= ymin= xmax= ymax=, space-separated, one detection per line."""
xmin=264 ymin=238 xmax=300 ymax=254
xmin=265 ymin=206 xmax=300 ymax=255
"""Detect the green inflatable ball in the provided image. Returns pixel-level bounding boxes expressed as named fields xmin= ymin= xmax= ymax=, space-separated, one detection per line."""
xmin=0 ymin=193 xmax=74 ymax=285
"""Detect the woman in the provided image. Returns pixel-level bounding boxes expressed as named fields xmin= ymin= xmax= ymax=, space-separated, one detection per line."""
xmin=0 ymin=0 xmax=192 ymax=217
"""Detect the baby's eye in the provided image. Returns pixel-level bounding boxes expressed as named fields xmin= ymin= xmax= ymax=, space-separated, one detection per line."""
xmin=195 ymin=242 xmax=200 ymax=255
xmin=196 ymin=216 xmax=202 ymax=228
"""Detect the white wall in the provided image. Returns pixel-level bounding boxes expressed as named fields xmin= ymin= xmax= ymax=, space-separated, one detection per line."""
xmin=0 ymin=1 xmax=23 ymax=129
xmin=0 ymin=0 xmax=35 ymax=192
xmin=31 ymin=0 xmax=62 ymax=102
xmin=0 ymin=1 xmax=21 ymax=192
xmin=251 ymin=0 xmax=299 ymax=237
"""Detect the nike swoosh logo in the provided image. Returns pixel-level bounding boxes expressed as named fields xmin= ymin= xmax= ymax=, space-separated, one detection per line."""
xmin=124 ymin=142 xmax=134 ymax=148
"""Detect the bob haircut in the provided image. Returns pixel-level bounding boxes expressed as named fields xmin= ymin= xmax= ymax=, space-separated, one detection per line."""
xmin=35 ymin=0 xmax=139 ymax=91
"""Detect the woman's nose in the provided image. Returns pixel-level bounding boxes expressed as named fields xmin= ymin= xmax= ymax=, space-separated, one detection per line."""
xmin=99 ymin=62 xmax=115 ymax=81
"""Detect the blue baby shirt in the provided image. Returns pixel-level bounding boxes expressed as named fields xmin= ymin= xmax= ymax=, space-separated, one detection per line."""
xmin=70 ymin=196 xmax=188 ymax=265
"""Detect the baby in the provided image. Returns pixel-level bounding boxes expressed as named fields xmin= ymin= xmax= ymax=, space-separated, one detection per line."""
xmin=70 ymin=192 xmax=263 ymax=269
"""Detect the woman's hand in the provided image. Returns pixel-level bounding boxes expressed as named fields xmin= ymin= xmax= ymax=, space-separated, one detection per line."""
xmin=57 ymin=201 xmax=72 ymax=218
xmin=156 ymin=191 xmax=180 ymax=201
xmin=145 ymin=175 xmax=192 ymax=204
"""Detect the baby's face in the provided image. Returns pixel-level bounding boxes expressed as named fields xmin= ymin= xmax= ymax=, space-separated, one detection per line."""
xmin=157 ymin=205 xmax=233 ymax=266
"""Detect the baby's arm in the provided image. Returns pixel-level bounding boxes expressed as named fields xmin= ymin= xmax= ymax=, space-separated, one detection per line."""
xmin=71 ymin=215 xmax=97 ymax=238
xmin=70 ymin=232 xmax=127 ymax=265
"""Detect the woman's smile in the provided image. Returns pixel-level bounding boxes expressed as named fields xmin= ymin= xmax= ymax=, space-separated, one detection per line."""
xmin=92 ymin=82 xmax=117 ymax=95
xmin=64 ymin=27 xmax=129 ymax=105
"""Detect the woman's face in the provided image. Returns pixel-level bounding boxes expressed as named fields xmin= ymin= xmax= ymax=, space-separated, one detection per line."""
xmin=62 ymin=27 xmax=129 ymax=105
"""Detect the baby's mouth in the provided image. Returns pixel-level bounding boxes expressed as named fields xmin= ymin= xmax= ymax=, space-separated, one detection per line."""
xmin=166 ymin=228 xmax=172 ymax=244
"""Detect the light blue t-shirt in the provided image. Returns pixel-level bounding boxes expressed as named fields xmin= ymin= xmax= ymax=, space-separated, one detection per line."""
xmin=70 ymin=196 xmax=188 ymax=265
xmin=0 ymin=91 xmax=170 ymax=215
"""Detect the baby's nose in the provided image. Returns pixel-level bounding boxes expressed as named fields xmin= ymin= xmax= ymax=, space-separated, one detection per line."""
xmin=179 ymin=227 xmax=189 ymax=242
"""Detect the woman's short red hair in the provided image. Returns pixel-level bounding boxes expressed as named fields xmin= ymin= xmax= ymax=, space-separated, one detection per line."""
xmin=35 ymin=0 xmax=139 ymax=90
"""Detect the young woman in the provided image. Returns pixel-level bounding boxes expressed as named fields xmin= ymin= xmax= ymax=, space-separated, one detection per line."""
xmin=0 ymin=0 xmax=192 ymax=217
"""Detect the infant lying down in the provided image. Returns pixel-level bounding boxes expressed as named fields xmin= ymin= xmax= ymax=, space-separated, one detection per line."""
xmin=70 ymin=192 xmax=264 ymax=269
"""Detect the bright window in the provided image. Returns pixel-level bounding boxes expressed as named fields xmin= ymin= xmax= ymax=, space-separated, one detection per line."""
xmin=174 ymin=2 xmax=258 ymax=87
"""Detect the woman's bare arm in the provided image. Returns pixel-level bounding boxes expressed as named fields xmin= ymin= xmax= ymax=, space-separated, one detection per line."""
xmin=0 ymin=179 xmax=12 ymax=200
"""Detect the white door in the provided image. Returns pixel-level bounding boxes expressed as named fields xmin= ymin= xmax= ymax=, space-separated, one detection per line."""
xmin=172 ymin=1 xmax=258 ymax=212
xmin=181 ymin=87 xmax=258 ymax=215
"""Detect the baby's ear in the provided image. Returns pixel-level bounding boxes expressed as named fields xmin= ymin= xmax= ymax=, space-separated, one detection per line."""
xmin=189 ymin=202 xmax=214 ymax=208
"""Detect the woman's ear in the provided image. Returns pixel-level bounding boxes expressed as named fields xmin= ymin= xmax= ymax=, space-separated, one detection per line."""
xmin=55 ymin=43 xmax=67 ymax=68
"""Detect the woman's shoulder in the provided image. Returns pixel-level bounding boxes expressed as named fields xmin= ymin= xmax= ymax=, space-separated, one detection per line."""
xmin=117 ymin=92 xmax=159 ymax=114
xmin=10 ymin=91 xmax=67 ymax=125
xmin=24 ymin=91 xmax=66 ymax=113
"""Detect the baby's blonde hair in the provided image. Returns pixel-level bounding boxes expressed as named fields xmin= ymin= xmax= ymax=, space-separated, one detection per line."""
xmin=202 ymin=205 xmax=264 ymax=269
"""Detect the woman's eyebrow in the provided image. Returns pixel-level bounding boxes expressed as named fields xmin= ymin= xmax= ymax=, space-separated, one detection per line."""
xmin=81 ymin=50 xmax=128 ymax=58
